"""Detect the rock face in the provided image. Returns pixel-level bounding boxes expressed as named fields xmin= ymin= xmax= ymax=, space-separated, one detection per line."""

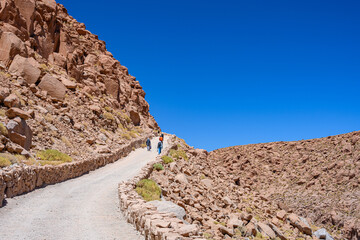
xmin=0 ymin=0 xmax=159 ymax=168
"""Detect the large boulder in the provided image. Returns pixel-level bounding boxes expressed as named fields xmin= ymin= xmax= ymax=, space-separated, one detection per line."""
xmin=149 ymin=200 xmax=186 ymax=220
xmin=6 ymin=117 xmax=32 ymax=150
xmin=0 ymin=31 xmax=27 ymax=66
xmin=8 ymin=55 xmax=41 ymax=85
xmin=38 ymin=74 xmax=67 ymax=101
xmin=6 ymin=107 xmax=31 ymax=120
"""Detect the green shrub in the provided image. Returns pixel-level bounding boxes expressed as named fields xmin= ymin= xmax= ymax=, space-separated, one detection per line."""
xmin=103 ymin=112 xmax=115 ymax=121
xmin=0 ymin=122 xmax=8 ymax=136
xmin=0 ymin=153 xmax=26 ymax=165
xmin=153 ymin=163 xmax=164 ymax=171
xmin=135 ymin=179 xmax=161 ymax=201
xmin=161 ymin=155 xmax=174 ymax=164
xmin=169 ymin=149 xmax=188 ymax=160
xmin=37 ymin=149 xmax=72 ymax=165
xmin=122 ymin=133 xmax=131 ymax=140
xmin=0 ymin=156 xmax=11 ymax=167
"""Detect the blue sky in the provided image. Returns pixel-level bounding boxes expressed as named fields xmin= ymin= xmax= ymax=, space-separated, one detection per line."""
xmin=58 ymin=0 xmax=360 ymax=151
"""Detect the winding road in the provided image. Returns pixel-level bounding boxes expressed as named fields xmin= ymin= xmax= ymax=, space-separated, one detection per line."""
xmin=0 ymin=138 xmax=161 ymax=240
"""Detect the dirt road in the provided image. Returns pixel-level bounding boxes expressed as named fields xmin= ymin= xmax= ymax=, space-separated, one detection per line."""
xmin=0 ymin=138 xmax=162 ymax=240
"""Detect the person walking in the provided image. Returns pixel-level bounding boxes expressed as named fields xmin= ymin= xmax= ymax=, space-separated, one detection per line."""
xmin=157 ymin=141 xmax=163 ymax=155
xmin=146 ymin=138 xmax=151 ymax=151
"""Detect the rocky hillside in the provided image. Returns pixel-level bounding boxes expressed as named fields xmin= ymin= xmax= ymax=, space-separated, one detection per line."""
xmin=150 ymin=131 xmax=360 ymax=240
xmin=0 ymin=0 xmax=159 ymax=166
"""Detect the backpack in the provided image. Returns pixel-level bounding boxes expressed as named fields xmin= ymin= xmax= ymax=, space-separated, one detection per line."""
xmin=159 ymin=137 xmax=163 ymax=142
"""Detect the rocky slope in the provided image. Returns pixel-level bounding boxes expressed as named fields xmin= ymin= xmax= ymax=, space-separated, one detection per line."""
xmin=0 ymin=0 xmax=159 ymax=166
xmin=149 ymin=131 xmax=360 ymax=240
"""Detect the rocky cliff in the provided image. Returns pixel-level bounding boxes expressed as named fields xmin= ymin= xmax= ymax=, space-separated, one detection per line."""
xmin=0 ymin=0 xmax=159 ymax=165
xmin=149 ymin=132 xmax=360 ymax=240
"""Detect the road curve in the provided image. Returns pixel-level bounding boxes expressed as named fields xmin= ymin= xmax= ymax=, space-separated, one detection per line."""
xmin=0 ymin=138 xmax=161 ymax=240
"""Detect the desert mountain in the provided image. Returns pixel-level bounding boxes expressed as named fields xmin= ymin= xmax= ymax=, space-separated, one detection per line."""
xmin=0 ymin=0 xmax=159 ymax=164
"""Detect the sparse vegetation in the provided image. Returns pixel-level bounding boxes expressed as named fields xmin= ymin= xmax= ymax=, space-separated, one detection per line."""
xmin=135 ymin=179 xmax=161 ymax=201
xmin=103 ymin=112 xmax=115 ymax=121
xmin=44 ymin=113 xmax=54 ymax=123
xmin=37 ymin=149 xmax=72 ymax=165
xmin=0 ymin=153 xmax=35 ymax=166
xmin=0 ymin=109 xmax=6 ymax=117
xmin=0 ymin=122 xmax=8 ymax=136
xmin=0 ymin=156 xmax=11 ymax=167
xmin=153 ymin=163 xmax=164 ymax=171
xmin=169 ymin=149 xmax=188 ymax=160
xmin=104 ymin=106 xmax=112 ymax=112
xmin=39 ymin=63 xmax=50 ymax=73
xmin=61 ymin=136 xmax=72 ymax=148
xmin=161 ymin=155 xmax=174 ymax=164
xmin=141 ymin=143 xmax=146 ymax=148
xmin=122 ymin=133 xmax=131 ymax=140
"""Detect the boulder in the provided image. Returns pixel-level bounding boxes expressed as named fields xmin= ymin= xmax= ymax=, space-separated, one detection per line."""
xmin=0 ymin=87 xmax=10 ymax=102
xmin=200 ymin=178 xmax=213 ymax=189
xmin=38 ymin=74 xmax=67 ymax=101
xmin=219 ymin=225 xmax=234 ymax=237
xmin=257 ymin=222 xmax=276 ymax=239
xmin=178 ymin=224 xmax=199 ymax=237
xmin=149 ymin=200 xmax=186 ymax=220
xmin=60 ymin=77 xmax=77 ymax=89
xmin=288 ymin=213 xmax=312 ymax=235
xmin=0 ymin=31 xmax=27 ymax=66
xmin=6 ymin=108 xmax=31 ymax=120
xmin=8 ymin=55 xmax=41 ymax=85
xmin=3 ymin=93 xmax=20 ymax=108
xmin=314 ymin=228 xmax=334 ymax=240
xmin=276 ymin=210 xmax=287 ymax=220
xmin=6 ymin=117 xmax=32 ymax=150
xmin=175 ymin=173 xmax=188 ymax=184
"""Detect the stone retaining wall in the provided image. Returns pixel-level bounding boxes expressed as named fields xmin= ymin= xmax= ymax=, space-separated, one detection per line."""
xmin=0 ymin=134 xmax=151 ymax=206
xmin=118 ymin=135 xmax=204 ymax=240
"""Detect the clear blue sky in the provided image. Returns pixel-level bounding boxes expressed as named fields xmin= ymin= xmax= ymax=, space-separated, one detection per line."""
xmin=58 ymin=0 xmax=360 ymax=151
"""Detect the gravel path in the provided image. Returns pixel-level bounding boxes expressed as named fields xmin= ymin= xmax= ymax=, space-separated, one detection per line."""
xmin=0 ymin=138 xmax=162 ymax=240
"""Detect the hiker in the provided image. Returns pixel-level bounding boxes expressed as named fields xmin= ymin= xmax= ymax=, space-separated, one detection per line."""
xmin=157 ymin=141 xmax=163 ymax=155
xmin=146 ymin=138 xmax=151 ymax=151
